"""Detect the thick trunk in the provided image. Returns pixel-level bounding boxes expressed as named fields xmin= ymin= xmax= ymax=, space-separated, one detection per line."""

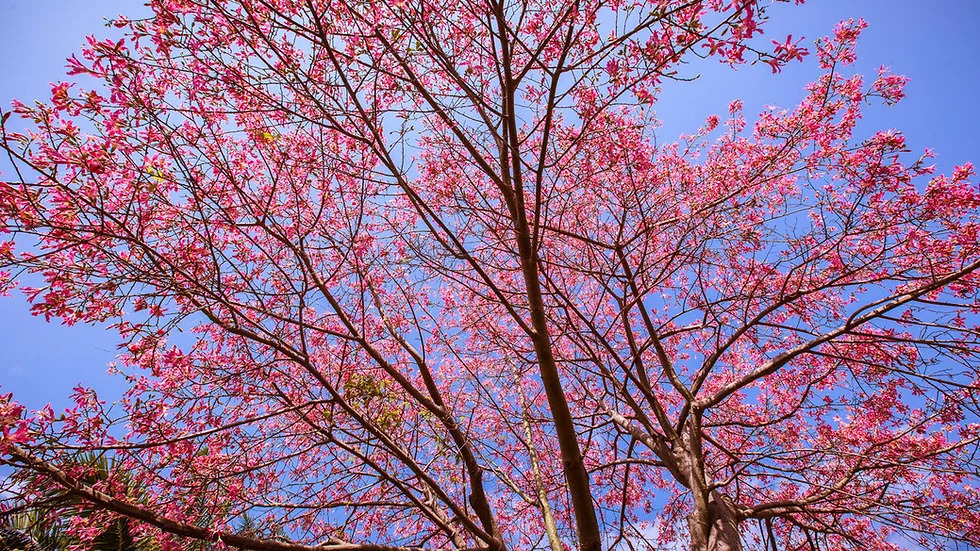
xmin=682 ymin=415 xmax=742 ymax=551
xmin=690 ymin=492 xmax=743 ymax=551
xmin=707 ymin=492 xmax=743 ymax=551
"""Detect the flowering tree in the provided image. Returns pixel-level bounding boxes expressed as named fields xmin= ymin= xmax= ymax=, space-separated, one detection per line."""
xmin=1 ymin=0 xmax=978 ymax=550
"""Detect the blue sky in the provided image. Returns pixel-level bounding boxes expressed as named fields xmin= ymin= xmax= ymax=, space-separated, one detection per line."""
xmin=0 ymin=0 xmax=978 ymax=413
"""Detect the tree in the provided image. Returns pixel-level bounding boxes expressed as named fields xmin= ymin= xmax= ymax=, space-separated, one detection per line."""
xmin=1 ymin=452 xmax=159 ymax=551
xmin=0 ymin=0 xmax=978 ymax=550
xmin=0 ymin=528 xmax=48 ymax=551
xmin=1 ymin=451 xmax=267 ymax=551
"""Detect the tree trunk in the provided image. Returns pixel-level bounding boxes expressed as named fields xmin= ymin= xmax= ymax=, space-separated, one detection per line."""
xmin=690 ymin=492 xmax=742 ymax=551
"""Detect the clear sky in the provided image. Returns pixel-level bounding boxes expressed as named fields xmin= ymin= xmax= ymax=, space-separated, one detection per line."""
xmin=0 ymin=0 xmax=978 ymax=413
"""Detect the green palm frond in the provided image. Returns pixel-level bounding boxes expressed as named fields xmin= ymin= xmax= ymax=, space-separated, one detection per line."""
xmin=1 ymin=452 xmax=160 ymax=551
